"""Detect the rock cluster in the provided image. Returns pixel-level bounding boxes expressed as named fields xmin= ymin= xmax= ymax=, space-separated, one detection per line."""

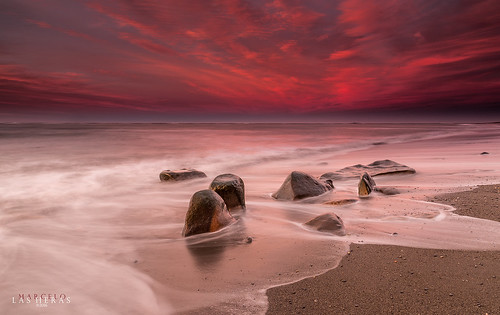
xmin=182 ymin=173 xmax=245 ymax=237
xmin=162 ymin=159 xmax=413 ymax=238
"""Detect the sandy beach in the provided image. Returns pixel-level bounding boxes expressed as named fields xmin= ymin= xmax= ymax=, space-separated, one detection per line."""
xmin=266 ymin=185 xmax=500 ymax=314
xmin=2 ymin=123 xmax=499 ymax=314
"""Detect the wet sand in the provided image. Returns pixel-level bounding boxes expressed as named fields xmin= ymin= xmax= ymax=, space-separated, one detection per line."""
xmin=266 ymin=185 xmax=500 ymax=314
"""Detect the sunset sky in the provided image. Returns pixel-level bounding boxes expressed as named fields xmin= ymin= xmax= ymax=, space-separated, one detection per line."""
xmin=1 ymin=0 xmax=499 ymax=122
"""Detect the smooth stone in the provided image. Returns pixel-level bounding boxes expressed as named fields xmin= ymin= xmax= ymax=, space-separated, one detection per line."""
xmin=209 ymin=174 xmax=246 ymax=211
xmin=358 ymin=172 xmax=376 ymax=196
xmin=182 ymin=190 xmax=235 ymax=237
xmin=272 ymin=171 xmax=333 ymax=201
xmin=159 ymin=168 xmax=207 ymax=182
xmin=304 ymin=213 xmax=346 ymax=236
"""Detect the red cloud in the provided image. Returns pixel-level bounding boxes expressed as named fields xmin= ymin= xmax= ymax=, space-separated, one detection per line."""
xmin=1 ymin=0 xmax=499 ymax=121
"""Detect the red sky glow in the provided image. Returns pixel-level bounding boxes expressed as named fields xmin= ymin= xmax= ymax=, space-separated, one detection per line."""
xmin=1 ymin=0 xmax=499 ymax=122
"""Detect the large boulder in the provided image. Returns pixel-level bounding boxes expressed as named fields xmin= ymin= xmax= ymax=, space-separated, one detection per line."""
xmin=182 ymin=190 xmax=236 ymax=237
xmin=321 ymin=159 xmax=415 ymax=180
xmin=160 ymin=169 xmax=207 ymax=182
xmin=358 ymin=172 xmax=376 ymax=196
xmin=272 ymin=171 xmax=333 ymax=201
xmin=304 ymin=213 xmax=346 ymax=236
xmin=209 ymin=174 xmax=245 ymax=211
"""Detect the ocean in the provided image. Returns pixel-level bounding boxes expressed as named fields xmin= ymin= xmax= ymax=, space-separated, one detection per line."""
xmin=1 ymin=122 xmax=499 ymax=314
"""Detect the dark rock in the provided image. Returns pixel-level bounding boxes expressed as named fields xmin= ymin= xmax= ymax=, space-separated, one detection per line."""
xmin=272 ymin=171 xmax=333 ymax=200
xmin=374 ymin=186 xmax=400 ymax=195
xmin=480 ymin=152 xmax=489 ymax=155
xmin=322 ymin=159 xmax=415 ymax=180
xmin=182 ymin=190 xmax=235 ymax=237
xmin=358 ymin=172 xmax=376 ymax=196
xmin=160 ymin=169 xmax=207 ymax=182
xmin=304 ymin=213 xmax=346 ymax=236
xmin=209 ymin=174 xmax=245 ymax=211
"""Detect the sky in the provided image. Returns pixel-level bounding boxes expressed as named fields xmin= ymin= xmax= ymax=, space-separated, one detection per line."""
xmin=1 ymin=0 xmax=499 ymax=122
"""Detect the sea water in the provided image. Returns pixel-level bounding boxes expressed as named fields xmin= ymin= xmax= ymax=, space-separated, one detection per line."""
xmin=0 ymin=123 xmax=499 ymax=314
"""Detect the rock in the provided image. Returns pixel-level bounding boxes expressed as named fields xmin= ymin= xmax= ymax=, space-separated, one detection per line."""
xmin=304 ymin=213 xmax=346 ymax=236
xmin=358 ymin=172 xmax=376 ymax=196
xmin=272 ymin=171 xmax=333 ymax=200
xmin=322 ymin=159 xmax=415 ymax=180
xmin=160 ymin=169 xmax=207 ymax=182
xmin=182 ymin=190 xmax=235 ymax=237
xmin=480 ymin=152 xmax=489 ymax=155
xmin=374 ymin=186 xmax=400 ymax=195
xmin=209 ymin=174 xmax=245 ymax=211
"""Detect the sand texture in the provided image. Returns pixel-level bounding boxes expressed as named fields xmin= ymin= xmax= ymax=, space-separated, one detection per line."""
xmin=266 ymin=185 xmax=500 ymax=314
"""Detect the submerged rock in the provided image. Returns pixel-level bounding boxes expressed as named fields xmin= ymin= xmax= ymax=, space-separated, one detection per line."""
xmin=366 ymin=160 xmax=416 ymax=176
xmin=374 ymin=186 xmax=400 ymax=195
xmin=304 ymin=213 xmax=346 ymax=236
xmin=182 ymin=190 xmax=235 ymax=237
xmin=209 ymin=174 xmax=245 ymax=211
xmin=322 ymin=159 xmax=415 ymax=180
xmin=358 ymin=172 xmax=376 ymax=196
xmin=159 ymin=169 xmax=207 ymax=182
xmin=272 ymin=171 xmax=333 ymax=201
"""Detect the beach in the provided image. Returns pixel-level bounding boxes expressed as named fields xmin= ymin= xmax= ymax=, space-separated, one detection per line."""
xmin=266 ymin=185 xmax=500 ymax=314
xmin=1 ymin=123 xmax=499 ymax=314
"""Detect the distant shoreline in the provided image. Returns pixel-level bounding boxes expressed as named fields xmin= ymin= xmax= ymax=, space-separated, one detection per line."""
xmin=1 ymin=121 xmax=499 ymax=125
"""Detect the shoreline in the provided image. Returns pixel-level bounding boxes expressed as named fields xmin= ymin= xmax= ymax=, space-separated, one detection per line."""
xmin=266 ymin=184 xmax=500 ymax=314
